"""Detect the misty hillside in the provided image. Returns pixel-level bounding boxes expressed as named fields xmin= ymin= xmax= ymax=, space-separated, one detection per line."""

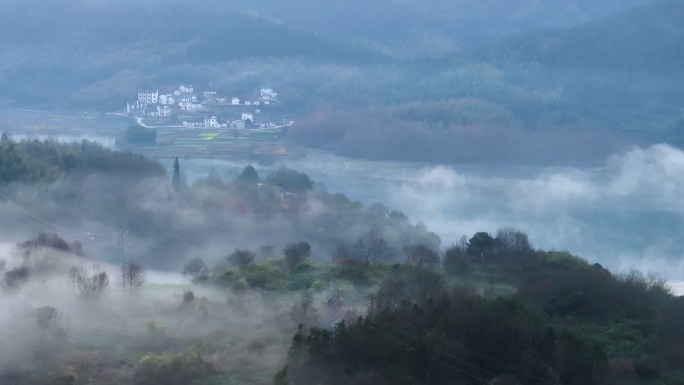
xmin=2 ymin=140 xmax=684 ymax=384
xmin=2 ymin=0 xmax=683 ymax=165
xmin=0 ymin=139 xmax=440 ymax=267
xmin=0 ymin=0 xmax=380 ymax=108
xmin=0 ymin=0 xmax=677 ymax=114
xmin=189 ymin=0 xmax=659 ymax=56
xmin=490 ymin=0 xmax=684 ymax=71
xmin=0 ymin=140 xmax=684 ymax=385
xmin=0 ymin=1 xmax=377 ymax=62
xmin=4 ymin=1 xmax=684 ymax=385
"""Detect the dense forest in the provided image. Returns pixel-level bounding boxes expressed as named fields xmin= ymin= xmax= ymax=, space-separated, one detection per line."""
xmin=281 ymin=245 xmax=683 ymax=384
xmin=0 ymin=140 xmax=682 ymax=385
xmin=0 ymin=134 xmax=165 ymax=183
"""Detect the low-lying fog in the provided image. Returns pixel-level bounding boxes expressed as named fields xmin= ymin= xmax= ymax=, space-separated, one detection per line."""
xmin=8 ymin=132 xmax=684 ymax=285
xmin=0 ymin=242 xmax=299 ymax=380
xmin=174 ymin=144 xmax=684 ymax=284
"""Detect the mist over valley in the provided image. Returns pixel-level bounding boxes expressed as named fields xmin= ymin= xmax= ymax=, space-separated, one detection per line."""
xmin=2 ymin=0 xmax=684 ymax=384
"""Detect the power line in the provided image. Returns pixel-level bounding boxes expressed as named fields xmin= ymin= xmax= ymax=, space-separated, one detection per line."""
xmin=365 ymin=320 xmax=490 ymax=385
xmin=372 ymin=317 xmax=500 ymax=380
xmin=382 ymin=312 xmax=559 ymax=385
xmin=0 ymin=190 xmax=98 ymax=237
xmin=1 ymin=203 xmax=100 ymax=244
xmin=1 ymin=203 xmax=61 ymax=233
xmin=0 ymin=190 xmax=114 ymax=243
xmin=0 ymin=192 xmax=76 ymax=235
xmin=116 ymin=223 xmax=130 ymax=291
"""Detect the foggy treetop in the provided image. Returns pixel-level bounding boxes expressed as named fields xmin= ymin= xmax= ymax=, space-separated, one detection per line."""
xmin=0 ymin=139 xmax=439 ymax=268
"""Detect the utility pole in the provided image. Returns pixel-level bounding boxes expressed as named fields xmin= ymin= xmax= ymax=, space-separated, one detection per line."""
xmin=117 ymin=227 xmax=125 ymax=268
xmin=116 ymin=222 xmax=128 ymax=290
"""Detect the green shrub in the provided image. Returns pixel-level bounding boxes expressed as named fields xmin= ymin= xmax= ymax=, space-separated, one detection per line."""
xmin=121 ymin=124 xmax=157 ymax=145
xmin=333 ymin=266 xmax=370 ymax=286
xmin=145 ymin=319 xmax=168 ymax=340
xmin=212 ymin=270 xmax=235 ymax=288
xmin=133 ymin=349 xmax=213 ymax=385
xmin=578 ymin=323 xmax=646 ymax=358
xmin=536 ymin=251 xmax=589 ymax=271
xmin=242 ymin=264 xmax=287 ymax=291
xmin=288 ymin=264 xmax=317 ymax=290
xmin=51 ymin=366 xmax=79 ymax=385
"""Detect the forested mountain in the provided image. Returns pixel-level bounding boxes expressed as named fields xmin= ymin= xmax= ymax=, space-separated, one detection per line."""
xmin=489 ymin=0 xmax=684 ymax=72
xmin=3 ymin=2 xmax=684 ymax=385
xmin=0 ymin=0 xmax=670 ymax=109
xmin=0 ymin=0 xmax=380 ymax=109
xmin=285 ymin=0 xmax=684 ymax=164
xmin=1 ymin=0 xmax=683 ymax=164
xmin=160 ymin=0 xmax=660 ymax=56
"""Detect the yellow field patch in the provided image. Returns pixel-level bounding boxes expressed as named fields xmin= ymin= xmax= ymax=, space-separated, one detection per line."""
xmin=198 ymin=132 xmax=220 ymax=141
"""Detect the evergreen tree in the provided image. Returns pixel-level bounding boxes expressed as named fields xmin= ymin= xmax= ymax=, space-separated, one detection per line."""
xmin=238 ymin=164 xmax=259 ymax=182
xmin=284 ymin=242 xmax=311 ymax=271
xmin=206 ymin=167 xmax=222 ymax=186
xmin=273 ymin=366 xmax=289 ymax=385
xmin=172 ymin=156 xmax=182 ymax=192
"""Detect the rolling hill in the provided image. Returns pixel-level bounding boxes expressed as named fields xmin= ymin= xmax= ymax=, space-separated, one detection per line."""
xmin=488 ymin=0 xmax=684 ymax=72
xmin=0 ymin=0 xmax=381 ymax=109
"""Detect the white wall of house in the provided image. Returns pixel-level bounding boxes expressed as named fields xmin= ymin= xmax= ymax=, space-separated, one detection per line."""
xmin=137 ymin=90 xmax=159 ymax=104
xmin=203 ymin=116 xmax=220 ymax=128
xmin=260 ymin=88 xmax=278 ymax=101
xmin=179 ymin=85 xmax=194 ymax=94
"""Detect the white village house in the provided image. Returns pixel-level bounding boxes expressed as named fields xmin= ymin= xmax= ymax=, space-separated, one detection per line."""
xmin=260 ymin=88 xmax=278 ymax=102
xmin=138 ymin=90 xmax=159 ymax=104
xmin=125 ymin=85 xmax=285 ymax=129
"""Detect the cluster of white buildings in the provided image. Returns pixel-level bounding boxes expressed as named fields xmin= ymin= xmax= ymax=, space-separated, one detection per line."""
xmin=181 ymin=113 xmax=259 ymax=129
xmin=125 ymin=85 xmax=280 ymax=118
xmin=228 ymin=89 xmax=278 ymax=107
xmin=126 ymin=85 xmax=203 ymax=116
xmin=179 ymin=112 xmax=285 ymax=130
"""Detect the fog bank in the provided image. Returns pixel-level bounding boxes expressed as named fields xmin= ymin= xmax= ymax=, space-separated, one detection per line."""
xmin=176 ymin=144 xmax=684 ymax=281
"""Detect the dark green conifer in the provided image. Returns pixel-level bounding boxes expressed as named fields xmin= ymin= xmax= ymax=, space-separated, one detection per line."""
xmin=172 ymin=156 xmax=182 ymax=192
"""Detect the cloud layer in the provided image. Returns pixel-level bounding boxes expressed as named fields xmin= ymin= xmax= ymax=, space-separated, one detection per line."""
xmin=381 ymin=144 xmax=684 ymax=279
